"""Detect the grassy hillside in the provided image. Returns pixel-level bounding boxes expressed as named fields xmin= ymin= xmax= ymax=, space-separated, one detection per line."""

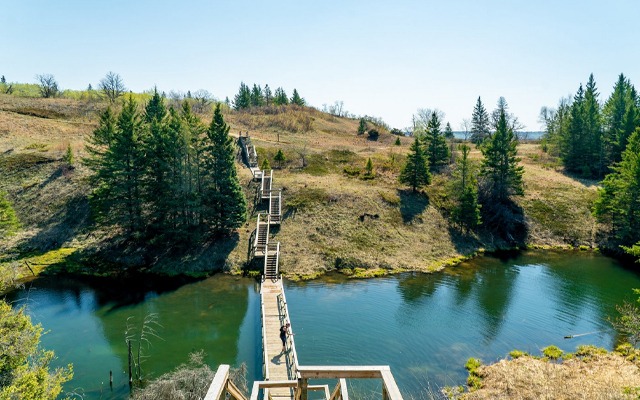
xmin=0 ymin=94 xmax=599 ymax=281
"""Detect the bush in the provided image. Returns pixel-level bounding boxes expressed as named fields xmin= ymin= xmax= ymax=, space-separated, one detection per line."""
xmin=367 ymin=129 xmax=379 ymax=141
xmin=509 ymin=350 xmax=528 ymax=359
xmin=542 ymin=345 xmax=563 ymax=360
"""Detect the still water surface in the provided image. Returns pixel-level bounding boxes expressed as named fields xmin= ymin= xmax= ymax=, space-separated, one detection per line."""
xmin=7 ymin=250 xmax=640 ymax=398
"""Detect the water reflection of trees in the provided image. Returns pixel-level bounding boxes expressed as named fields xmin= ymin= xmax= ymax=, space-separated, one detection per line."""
xmin=396 ymin=259 xmax=520 ymax=345
xmin=397 ymin=272 xmax=444 ymax=303
xmin=474 ymin=260 xmax=519 ymax=344
xmin=96 ymin=275 xmax=249 ymax=387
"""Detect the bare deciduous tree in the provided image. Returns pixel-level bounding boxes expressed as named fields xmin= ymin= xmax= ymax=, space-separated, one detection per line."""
xmin=99 ymin=71 xmax=127 ymax=103
xmin=36 ymin=74 xmax=59 ymax=98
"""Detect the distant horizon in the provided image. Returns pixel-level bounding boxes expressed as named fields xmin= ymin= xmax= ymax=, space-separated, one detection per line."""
xmin=2 ymin=1 xmax=638 ymax=131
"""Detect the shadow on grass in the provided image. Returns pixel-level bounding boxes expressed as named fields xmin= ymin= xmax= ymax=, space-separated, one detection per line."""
xmin=18 ymin=192 xmax=90 ymax=253
xmin=398 ymin=189 xmax=429 ymax=224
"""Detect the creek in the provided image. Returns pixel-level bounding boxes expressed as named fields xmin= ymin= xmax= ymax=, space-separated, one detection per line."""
xmin=6 ymin=250 xmax=639 ymax=398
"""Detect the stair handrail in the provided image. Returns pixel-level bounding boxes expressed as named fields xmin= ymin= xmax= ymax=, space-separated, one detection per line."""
xmin=278 ymin=279 xmax=299 ymax=374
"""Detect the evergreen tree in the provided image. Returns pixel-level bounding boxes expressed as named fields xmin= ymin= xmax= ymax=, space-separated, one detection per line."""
xmin=63 ymin=143 xmax=74 ymax=166
xmin=603 ymin=74 xmax=640 ymax=167
xmin=261 ymin=158 xmax=271 ymax=171
xmin=0 ymin=75 xmax=5 ymax=84
xmin=423 ymin=111 xmax=450 ymax=169
xmin=444 ymin=122 xmax=454 ymax=140
xmin=273 ymin=87 xmax=289 ymax=105
xmin=480 ymin=103 xmax=524 ymax=203
xmin=250 ymin=84 xmax=265 ymax=107
xmin=583 ymin=74 xmax=604 ymax=177
xmin=399 ymin=138 xmax=431 ymax=192
xmin=179 ymin=100 xmax=207 ymax=229
xmin=451 ymin=144 xmax=481 ymax=232
xmin=395 ymin=137 xmax=401 ymax=146
xmin=233 ymin=82 xmax=251 ymax=110
xmin=290 ymin=89 xmax=305 ymax=106
xmin=357 ymin=118 xmax=367 ymax=135
xmin=364 ymin=157 xmax=374 ymax=179
xmin=594 ymin=128 xmax=640 ymax=251
xmin=264 ymin=84 xmax=273 ymax=106
xmin=470 ymin=97 xmax=491 ymax=145
xmin=563 ymin=84 xmax=586 ymax=173
xmin=89 ymin=96 xmax=147 ymax=236
xmin=201 ymin=104 xmax=246 ymax=235
xmin=0 ymin=191 xmax=20 ymax=238
xmin=143 ymin=89 xmax=171 ymax=235
xmin=274 ymin=149 xmax=286 ymax=169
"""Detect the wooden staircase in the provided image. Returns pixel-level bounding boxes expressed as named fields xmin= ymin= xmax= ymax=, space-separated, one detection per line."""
xmin=238 ymin=136 xmax=262 ymax=180
xmin=253 ymin=213 xmax=270 ymax=258
xmin=264 ymin=242 xmax=280 ymax=279
xmin=260 ymin=170 xmax=273 ymax=200
xmin=269 ymin=189 xmax=282 ymax=225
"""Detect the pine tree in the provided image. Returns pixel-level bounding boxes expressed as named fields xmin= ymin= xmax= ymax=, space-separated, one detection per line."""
xmin=357 ymin=118 xmax=367 ymax=135
xmin=201 ymin=104 xmax=246 ymax=235
xmin=273 ymin=87 xmax=289 ymax=105
xmin=451 ymin=144 xmax=481 ymax=232
xmin=290 ymin=89 xmax=305 ymax=106
xmin=261 ymin=158 xmax=271 ymax=171
xmin=179 ymin=100 xmax=207 ymax=230
xmin=395 ymin=137 xmax=401 ymax=146
xmin=143 ymin=89 xmax=171 ymax=235
xmin=563 ymin=84 xmax=586 ymax=173
xmin=264 ymin=84 xmax=273 ymax=106
xmin=63 ymin=143 xmax=74 ymax=166
xmin=363 ymin=157 xmax=374 ymax=179
xmin=594 ymin=128 xmax=640 ymax=250
xmin=274 ymin=149 xmax=286 ymax=169
xmin=444 ymin=122 xmax=454 ymax=140
xmin=583 ymin=74 xmax=604 ymax=177
xmin=399 ymin=138 xmax=431 ymax=192
xmin=423 ymin=111 xmax=450 ymax=169
xmin=89 ymin=96 xmax=147 ymax=236
xmin=470 ymin=97 xmax=491 ymax=145
xmin=480 ymin=103 xmax=524 ymax=203
xmin=0 ymin=191 xmax=20 ymax=238
xmin=603 ymin=74 xmax=640 ymax=168
xmin=233 ymin=82 xmax=251 ymax=110
xmin=250 ymin=84 xmax=265 ymax=107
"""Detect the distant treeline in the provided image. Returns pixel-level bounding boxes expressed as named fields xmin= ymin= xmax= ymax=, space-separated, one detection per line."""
xmin=233 ymin=82 xmax=305 ymax=110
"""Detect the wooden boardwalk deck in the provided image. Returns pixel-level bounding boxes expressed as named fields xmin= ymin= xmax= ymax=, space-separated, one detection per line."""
xmin=261 ymin=278 xmax=298 ymax=400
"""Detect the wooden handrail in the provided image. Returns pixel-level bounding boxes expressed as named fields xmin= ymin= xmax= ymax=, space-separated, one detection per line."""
xmin=204 ymin=364 xmax=229 ymax=400
xmin=249 ymin=380 xmax=298 ymax=400
xmin=278 ymin=282 xmax=300 ymax=372
xmin=260 ymin=294 xmax=270 ymax=380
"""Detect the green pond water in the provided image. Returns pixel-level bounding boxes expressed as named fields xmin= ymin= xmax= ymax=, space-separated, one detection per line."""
xmin=6 ymin=250 xmax=640 ymax=398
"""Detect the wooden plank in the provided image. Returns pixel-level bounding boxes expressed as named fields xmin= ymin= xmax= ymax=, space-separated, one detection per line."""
xmin=297 ymin=366 xmax=388 ymax=379
xmin=339 ymin=379 xmax=349 ymax=400
xmin=204 ymin=364 xmax=230 ymax=400
xmin=380 ymin=370 xmax=403 ymax=400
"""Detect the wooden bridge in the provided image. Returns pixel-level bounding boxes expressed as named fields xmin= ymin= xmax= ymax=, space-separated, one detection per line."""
xmin=205 ymin=137 xmax=403 ymax=400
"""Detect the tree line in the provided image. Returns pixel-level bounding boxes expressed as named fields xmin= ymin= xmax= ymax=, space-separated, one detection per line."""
xmin=233 ymin=82 xmax=305 ymax=110
xmin=541 ymin=73 xmax=639 ymax=179
xmin=400 ymin=98 xmax=523 ymax=237
xmin=539 ymin=73 xmax=640 ymax=259
xmin=85 ymin=90 xmax=246 ymax=244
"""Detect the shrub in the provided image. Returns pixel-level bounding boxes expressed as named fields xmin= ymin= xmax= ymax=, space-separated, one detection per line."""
xmin=509 ymin=350 xmax=528 ymax=359
xmin=542 ymin=345 xmax=563 ymax=360
xmin=367 ymin=129 xmax=379 ymax=141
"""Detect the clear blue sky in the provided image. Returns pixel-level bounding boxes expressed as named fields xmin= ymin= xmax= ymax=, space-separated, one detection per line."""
xmin=2 ymin=0 xmax=639 ymax=131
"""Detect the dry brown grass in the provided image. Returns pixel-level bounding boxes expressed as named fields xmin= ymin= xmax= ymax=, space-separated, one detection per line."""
xmin=0 ymin=94 xmax=602 ymax=279
xmin=464 ymin=353 xmax=640 ymax=400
